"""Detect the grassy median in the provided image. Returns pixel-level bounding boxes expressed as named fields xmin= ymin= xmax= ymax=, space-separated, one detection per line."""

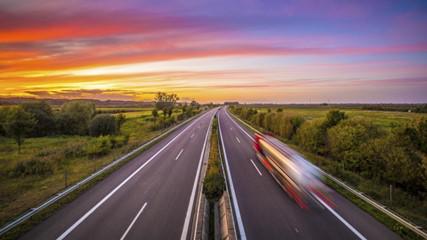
xmin=203 ymin=116 xmax=225 ymax=240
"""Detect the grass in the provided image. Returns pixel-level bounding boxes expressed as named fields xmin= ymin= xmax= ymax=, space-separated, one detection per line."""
xmin=256 ymin=107 xmax=427 ymax=129
xmin=0 ymin=107 xmax=184 ymax=229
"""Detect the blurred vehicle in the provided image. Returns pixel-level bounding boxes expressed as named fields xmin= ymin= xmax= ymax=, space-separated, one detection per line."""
xmin=253 ymin=133 xmax=332 ymax=209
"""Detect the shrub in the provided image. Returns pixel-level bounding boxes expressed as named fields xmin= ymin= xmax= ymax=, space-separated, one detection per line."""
xmin=110 ymin=135 xmax=129 ymax=148
xmin=203 ymin=167 xmax=225 ymax=201
xmin=89 ymin=114 xmax=117 ymax=136
xmin=295 ymin=120 xmax=326 ymax=154
xmin=327 ymin=119 xmax=381 ymax=170
xmin=10 ymin=159 xmax=53 ymax=177
xmin=86 ymin=136 xmax=112 ymax=158
xmin=150 ymin=117 xmax=176 ymax=130
xmin=63 ymin=141 xmax=87 ymax=158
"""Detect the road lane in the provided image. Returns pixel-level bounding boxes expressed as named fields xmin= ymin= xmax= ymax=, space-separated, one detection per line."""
xmin=21 ymin=109 xmax=216 ymax=240
xmin=218 ymin=108 xmax=400 ymax=240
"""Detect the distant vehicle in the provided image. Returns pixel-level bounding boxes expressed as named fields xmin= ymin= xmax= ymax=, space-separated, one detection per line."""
xmin=253 ymin=133 xmax=332 ymax=209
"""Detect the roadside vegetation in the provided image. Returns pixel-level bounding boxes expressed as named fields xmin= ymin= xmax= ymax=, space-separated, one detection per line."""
xmin=0 ymin=92 xmax=201 ymax=227
xmin=230 ymin=105 xmax=427 ymax=232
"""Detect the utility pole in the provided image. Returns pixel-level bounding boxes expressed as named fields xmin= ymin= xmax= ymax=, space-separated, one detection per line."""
xmin=389 ymin=184 xmax=393 ymax=204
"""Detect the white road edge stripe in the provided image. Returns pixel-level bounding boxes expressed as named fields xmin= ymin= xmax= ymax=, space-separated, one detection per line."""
xmin=120 ymin=202 xmax=148 ymax=240
xmin=250 ymin=159 xmax=262 ymax=176
xmin=180 ymin=113 xmax=213 ymax=240
xmin=56 ymin=113 xmax=207 ymax=240
xmin=218 ymin=111 xmax=247 ymax=240
xmin=176 ymin=149 xmax=184 ymax=160
xmin=225 ymin=110 xmax=254 ymax=141
xmin=315 ymin=193 xmax=367 ymax=240
xmin=227 ymin=108 xmax=367 ymax=240
xmin=236 ymin=136 xmax=241 ymax=143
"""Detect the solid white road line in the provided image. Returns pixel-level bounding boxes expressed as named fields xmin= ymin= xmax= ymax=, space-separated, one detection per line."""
xmin=120 ymin=202 xmax=148 ymax=240
xmin=250 ymin=159 xmax=262 ymax=176
xmin=313 ymin=195 xmax=367 ymax=240
xmin=236 ymin=136 xmax=241 ymax=143
xmin=225 ymin=111 xmax=254 ymax=141
xmin=176 ymin=149 xmax=184 ymax=160
xmin=180 ymin=114 xmax=213 ymax=240
xmin=218 ymin=111 xmax=247 ymax=240
xmin=56 ymin=113 xmax=206 ymax=240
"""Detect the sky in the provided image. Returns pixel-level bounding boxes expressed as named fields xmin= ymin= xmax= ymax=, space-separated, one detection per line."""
xmin=1 ymin=0 xmax=427 ymax=103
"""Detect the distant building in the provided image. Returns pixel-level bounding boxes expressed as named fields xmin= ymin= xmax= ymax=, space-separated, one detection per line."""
xmin=224 ymin=101 xmax=239 ymax=105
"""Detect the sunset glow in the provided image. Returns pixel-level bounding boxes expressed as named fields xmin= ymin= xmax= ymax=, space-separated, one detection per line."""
xmin=1 ymin=0 xmax=427 ymax=103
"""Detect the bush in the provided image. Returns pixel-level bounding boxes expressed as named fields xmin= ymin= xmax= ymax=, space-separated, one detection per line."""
xmin=110 ymin=135 xmax=129 ymax=148
xmin=150 ymin=117 xmax=176 ymax=130
xmin=86 ymin=136 xmax=112 ymax=158
xmin=10 ymin=159 xmax=53 ymax=177
xmin=295 ymin=120 xmax=326 ymax=154
xmin=62 ymin=141 xmax=87 ymax=158
xmin=327 ymin=119 xmax=381 ymax=171
xmin=203 ymin=167 xmax=225 ymax=201
xmin=89 ymin=114 xmax=117 ymax=136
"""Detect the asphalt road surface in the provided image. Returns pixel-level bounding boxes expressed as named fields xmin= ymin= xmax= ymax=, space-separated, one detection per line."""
xmin=21 ymin=109 xmax=217 ymax=240
xmin=217 ymin=107 xmax=400 ymax=240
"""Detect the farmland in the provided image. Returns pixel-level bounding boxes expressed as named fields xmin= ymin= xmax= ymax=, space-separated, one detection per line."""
xmin=255 ymin=107 xmax=427 ymax=129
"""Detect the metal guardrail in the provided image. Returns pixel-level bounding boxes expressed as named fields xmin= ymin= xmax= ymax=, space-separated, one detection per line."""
xmin=229 ymin=110 xmax=427 ymax=240
xmin=0 ymin=113 xmax=203 ymax=237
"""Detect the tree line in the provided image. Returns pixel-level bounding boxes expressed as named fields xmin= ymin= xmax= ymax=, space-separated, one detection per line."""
xmin=231 ymin=107 xmax=427 ymax=198
xmin=0 ymin=101 xmax=126 ymax=152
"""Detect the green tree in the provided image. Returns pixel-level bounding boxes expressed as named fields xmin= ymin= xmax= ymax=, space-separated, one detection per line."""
xmin=322 ymin=110 xmax=347 ymax=129
xmin=89 ymin=114 xmax=117 ymax=136
xmin=58 ymin=101 xmax=96 ymax=135
xmin=154 ymin=92 xmax=179 ymax=118
xmin=151 ymin=109 xmax=159 ymax=121
xmin=21 ymin=101 xmax=55 ymax=136
xmin=3 ymin=107 xmax=37 ymax=152
xmin=278 ymin=116 xmax=304 ymax=140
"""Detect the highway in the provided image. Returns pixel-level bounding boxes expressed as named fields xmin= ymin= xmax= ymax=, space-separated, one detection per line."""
xmin=217 ymin=107 xmax=401 ymax=240
xmin=20 ymin=109 xmax=216 ymax=240
xmin=17 ymin=107 xmax=402 ymax=240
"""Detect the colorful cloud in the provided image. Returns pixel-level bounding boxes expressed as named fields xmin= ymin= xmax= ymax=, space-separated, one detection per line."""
xmin=0 ymin=0 xmax=426 ymax=103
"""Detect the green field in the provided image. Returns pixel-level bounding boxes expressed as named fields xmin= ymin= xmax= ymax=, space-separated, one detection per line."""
xmin=256 ymin=107 xmax=427 ymax=129
xmin=0 ymin=106 xmax=183 ymax=226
